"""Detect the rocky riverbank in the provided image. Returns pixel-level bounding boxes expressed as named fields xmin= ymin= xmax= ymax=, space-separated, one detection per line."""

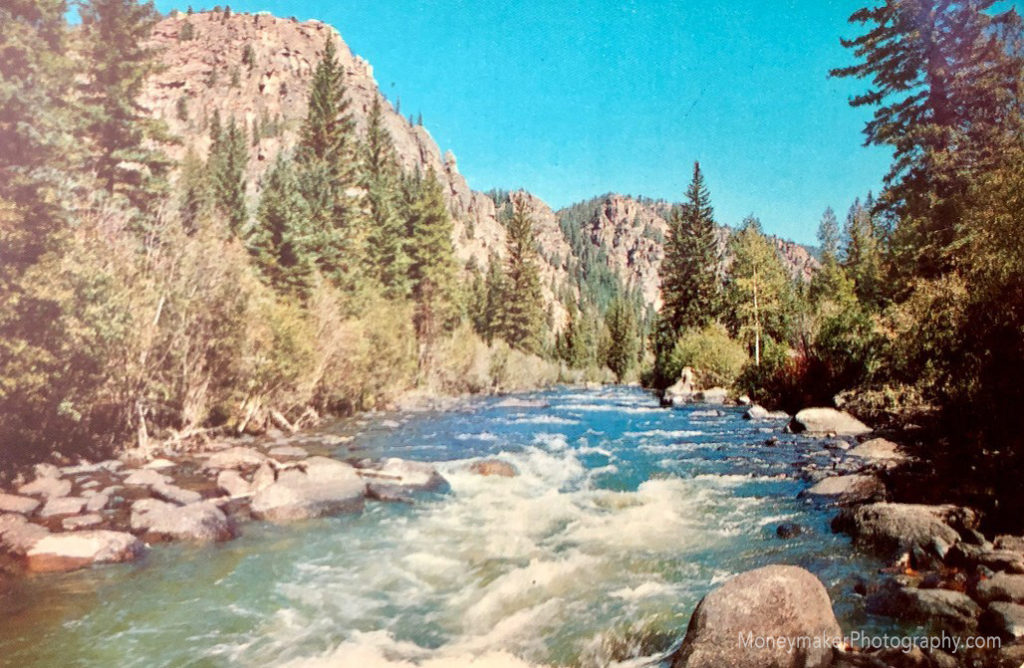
xmin=678 ymin=403 xmax=1024 ymax=668
xmin=0 ymin=428 xmax=522 ymax=578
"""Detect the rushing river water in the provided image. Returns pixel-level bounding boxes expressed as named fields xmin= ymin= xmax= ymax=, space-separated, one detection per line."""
xmin=0 ymin=387 xmax=896 ymax=667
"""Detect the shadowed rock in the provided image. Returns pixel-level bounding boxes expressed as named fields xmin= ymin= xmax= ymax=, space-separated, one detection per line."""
xmin=799 ymin=474 xmax=886 ymax=506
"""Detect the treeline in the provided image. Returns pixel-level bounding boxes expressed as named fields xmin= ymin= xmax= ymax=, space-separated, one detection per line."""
xmin=648 ymin=1 xmax=1024 ymax=522
xmin=0 ymin=3 xmax=616 ymax=469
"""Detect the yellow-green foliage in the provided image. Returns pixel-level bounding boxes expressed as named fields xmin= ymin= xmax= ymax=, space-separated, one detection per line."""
xmin=669 ymin=323 xmax=748 ymax=389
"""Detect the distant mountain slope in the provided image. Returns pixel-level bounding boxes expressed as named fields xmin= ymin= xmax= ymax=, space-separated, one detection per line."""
xmin=141 ymin=10 xmax=816 ymax=326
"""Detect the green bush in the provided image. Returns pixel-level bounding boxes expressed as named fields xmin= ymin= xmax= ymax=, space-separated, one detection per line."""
xmin=669 ymin=323 xmax=748 ymax=389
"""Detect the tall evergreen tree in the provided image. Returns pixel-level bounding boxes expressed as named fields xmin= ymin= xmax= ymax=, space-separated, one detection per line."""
xmin=811 ymin=207 xmax=851 ymax=305
xmin=361 ymin=96 xmax=409 ymax=297
xmin=249 ymin=156 xmax=314 ymax=297
xmin=407 ymin=168 xmax=459 ymax=349
xmin=831 ymin=0 xmax=1024 ymax=281
xmin=498 ymin=198 xmax=545 ymax=354
xmin=178 ymin=147 xmax=211 ymax=235
xmin=78 ymin=0 xmax=170 ymax=213
xmin=817 ymin=206 xmax=841 ymax=264
xmin=604 ymin=296 xmax=638 ymax=382
xmin=296 ymin=37 xmax=364 ymax=290
xmin=208 ymin=116 xmax=248 ymax=236
xmin=843 ymin=196 xmax=884 ymax=306
xmin=655 ymin=161 xmax=721 ymax=383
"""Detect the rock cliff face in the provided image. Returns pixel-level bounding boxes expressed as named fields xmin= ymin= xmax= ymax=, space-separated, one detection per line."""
xmin=141 ymin=10 xmax=815 ymax=327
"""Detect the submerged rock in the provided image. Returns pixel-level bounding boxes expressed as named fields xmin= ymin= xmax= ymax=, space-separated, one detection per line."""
xmin=25 ymin=530 xmax=145 ymax=573
xmin=799 ymin=474 xmax=886 ymax=506
xmin=790 ymin=408 xmax=872 ymax=436
xmin=670 ymin=565 xmax=840 ymax=668
xmin=468 ymin=459 xmax=518 ymax=478
xmin=776 ymin=522 xmax=807 ymax=539
xmin=250 ymin=457 xmax=365 ymax=522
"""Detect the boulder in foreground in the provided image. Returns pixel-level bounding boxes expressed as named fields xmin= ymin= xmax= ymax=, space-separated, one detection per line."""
xmin=790 ymin=408 xmax=871 ymax=436
xmin=25 ymin=530 xmax=145 ymax=573
xmin=670 ymin=565 xmax=841 ymax=668
xmin=832 ymin=503 xmax=974 ymax=566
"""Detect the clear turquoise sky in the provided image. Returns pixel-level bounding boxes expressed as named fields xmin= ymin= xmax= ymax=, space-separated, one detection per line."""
xmin=156 ymin=0 xmax=894 ymax=245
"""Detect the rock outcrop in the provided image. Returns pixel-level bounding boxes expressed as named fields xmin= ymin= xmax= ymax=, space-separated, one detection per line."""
xmin=670 ymin=565 xmax=841 ymax=668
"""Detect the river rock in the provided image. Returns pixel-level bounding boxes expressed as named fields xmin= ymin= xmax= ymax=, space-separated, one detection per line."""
xmin=143 ymin=458 xmax=177 ymax=470
xmin=25 ymin=530 xmax=145 ymax=573
xmin=33 ymin=462 xmax=61 ymax=479
xmin=151 ymin=482 xmax=203 ymax=506
xmin=832 ymin=503 xmax=965 ymax=565
xmin=251 ymin=461 xmax=276 ymax=492
xmin=38 ymin=496 xmax=87 ymax=518
xmin=216 ymin=470 xmax=252 ymax=498
xmin=847 ymin=438 xmax=906 ymax=462
xmin=358 ymin=458 xmax=448 ymax=493
xmin=994 ymin=535 xmax=1024 ymax=553
xmin=982 ymin=602 xmax=1024 ymax=640
xmin=669 ymin=565 xmax=841 ymax=668
xmin=790 ymin=408 xmax=872 ymax=436
xmin=122 ymin=468 xmax=171 ymax=487
xmin=17 ymin=476 xmax=72 ymax=498
xmin=663 ymin=367 xmax=696 ymax=406
xmin=694 ymin=388 xmax=729 ymax=404
xmin=947 ymin=543 xmax=1024 ymax=574
xmin=744 ymin=405 xmax=769 ymax=420
xmin=799 ymin=474 xmax=886 ymax=505
xmin=976 ymin=574 xmax=1024 ymax=605
xmin=205 ymin=446 xmax=268 ymax=470
xmin=468 ymin=459 xmax=518 ymax=477
xmin=85 ymin=493 xmax=110 ymax=513
xmin=250 ymin=457 xmax=365 ymax=523
xmin=62 ymin=513 xmax=104 ymax=530
xmin=0 ymin=493 xmax=40 ymax=515
xmin=0 ymin=513 xmax=49 ymax=555
xmin=130 ymin=499 xmax=233 ymax=542
xmin=866 ymin=585 xmax=981 ymax=632
xmin=776 ymin=523 xmax=807 ymax=539
xmin=268 ymin=445 xmax=307 ymax=460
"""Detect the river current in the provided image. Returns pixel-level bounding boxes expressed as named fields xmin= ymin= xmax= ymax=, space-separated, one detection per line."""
xmin=0 ymin=386 xmax=895 ymax=667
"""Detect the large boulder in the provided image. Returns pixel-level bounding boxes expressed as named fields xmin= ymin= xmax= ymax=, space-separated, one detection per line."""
xmin=982 ymin=602 xmax=1024 ymax=640
xmin=130 ymin=499 xmax=234 ymax=542
xmin=216 ymin=470 xmax=253 ymax=498
xmin=976 ymin=573 xmax=1024 ymax=605
xmin=670 ymin=565 xmax=841 ymax=668
xmin=799 ymin=474 xmax=886 ymax=506
xmin=832 ymin=503 xmax=969 ymax=565
xmin=0 ymin=493 xmax=40 ymax=515
xmin=358 ymin=458 xmax=448 ymax=492
xmin=866 ymin=586 xmax=981 ymax=633
xmin=663 ymin=367 xmax=696 ymax=406
xmin=250 ymin=457 xmax=365 ymax=523
xmin=25 ymin=530 xmax=145 ymax=573
xmin=790 ymin=408 xmax=871 ymax=436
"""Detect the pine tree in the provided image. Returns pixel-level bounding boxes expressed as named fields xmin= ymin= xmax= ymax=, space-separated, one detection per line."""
xmin=724 ymin=216 xmax=793 ymax=366
xmin=831 ymin=0 xmax=1024 ymax=281
xmin=843 ymin=197 xmax=884 ymax=306
xmin=479 ymin=252 xmax=507 ymax=344
xmin=655 ymin=161 xmax=721 ymax=383
xmin=811 ymin=208 xmax=852 ymax=306
xmin=557 ymin=305 xmax=597 ymax=369
xmin=407 ymin=168 xmax=459 ymax=348
xmin=208 ymin=115 xmax=248 ymax=236
xmin=178 ymin=148 xmax=211 ymax=235
xmin=78 ymin=0 xmax=171 ymax=213
xmin=249 ymin=156 xmax=314 ymax=296
xmin=604 ymin=297 xmax=638 ymax=382
xmin=817 ymin=206 xmax=841 ymax=264
xmin=296 ymin=37 xmax=364 ymax=290
xmin=361 ymin=96 xmax=409 ymax=297
xmin=498 ymin=197 xmax=545 ymax=354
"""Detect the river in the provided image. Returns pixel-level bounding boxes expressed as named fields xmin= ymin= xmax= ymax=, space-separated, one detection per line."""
xmin=0 ymin=386 xmax=895 ymax=667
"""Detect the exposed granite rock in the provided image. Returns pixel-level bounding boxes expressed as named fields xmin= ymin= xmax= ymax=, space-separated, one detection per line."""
xmin=17 ymin=477 xmax=72 ymax=499
xmin=38 ymin=497 xmax=87 ymax=518
xmin=204 ymin=446 xmax=268 ymax=470
xmin=0 ymin=493 xmax=40 ymax=515
xmin=0 ymin=514 xmax=49 ymax=556
xmin=833 ymin=503 xmax=969 ymax=565
xmin=790 ymin=408 xmax=872 ymax=436
xmin=976 ymin=573 xmax=1024 ymax=605
xmin=799 ymin=474 xmax=886 ymax=505
xmin=131 ymin=499 xmax=234 ymax=542
xmin=670 ymin=565 xmax=840 ymax=668
xmin=250 ymin=457 xmax=365 ymax=522
xmin=25 ymin=531 xmax=145 ymax=573
xmin=866 ymin=585 xmax=981 ymax=632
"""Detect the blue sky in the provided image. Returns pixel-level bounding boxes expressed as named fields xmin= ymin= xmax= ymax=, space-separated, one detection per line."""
xmin=156 ymin=0 xmax=894 ymax=245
